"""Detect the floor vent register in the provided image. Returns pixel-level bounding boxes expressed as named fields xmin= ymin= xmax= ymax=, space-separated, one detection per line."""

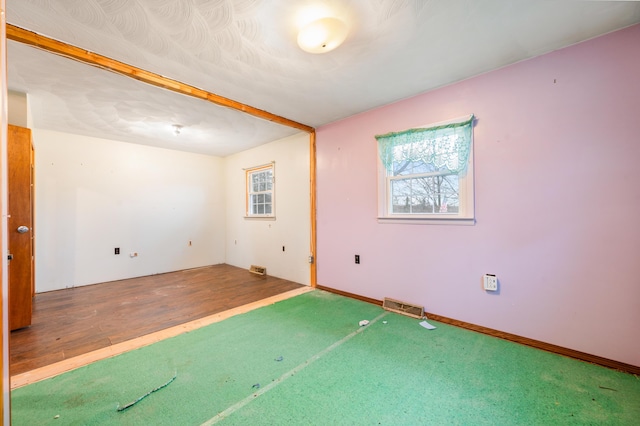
xmin=249 ymin=265 xmax=267 ymax=276
xmin=382 ymin=297 xmax=424 ymax=319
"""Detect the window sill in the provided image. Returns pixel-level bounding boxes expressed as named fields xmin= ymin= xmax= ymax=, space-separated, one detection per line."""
xmin=377 ymin=216 xmax=475 ymax=226
xmin=244 ymin=216 xmax=276 ymax=221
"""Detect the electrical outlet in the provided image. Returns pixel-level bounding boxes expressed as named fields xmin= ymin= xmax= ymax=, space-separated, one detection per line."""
xmin=355 ymin=255 xmax=360 ymax=264
xmin=114 ymin=247 xmax=120 ymax=255
xmin=483 ymin=274 xmax=498 ymax=291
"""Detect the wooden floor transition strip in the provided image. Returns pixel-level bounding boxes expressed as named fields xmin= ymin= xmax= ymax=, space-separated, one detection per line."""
xmin=10 ymin=286 xmax=313 ymax=390
xmin=316 ymin=284 xmax=640 ymax=375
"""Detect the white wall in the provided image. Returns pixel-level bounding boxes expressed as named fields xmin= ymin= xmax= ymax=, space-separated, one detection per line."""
xmin=34 ymin=130 xmax=226 ymax=292
xmin=7 ymin=91 xmax=28 ymax=127
xmin=225 ymin=132 xmax=310 ymax=285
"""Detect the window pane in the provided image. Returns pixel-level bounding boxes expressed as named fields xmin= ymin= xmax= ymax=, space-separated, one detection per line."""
xmin=250 ymin=170 xmax=273 ymax=193
xmin=265 ymin=170 xmax=273 ymax=190
xmin=391 ymin=174 xmax=459 ymax=214
xmin=390 ymin=133 xmax=463 ymax=175
xmin=392 ymin=158 xmax=449 ymax=177
xmin=257 ymin=204 xmax=264 ymax=214
xmin=265 ymin=204 xmax=272 ymax=214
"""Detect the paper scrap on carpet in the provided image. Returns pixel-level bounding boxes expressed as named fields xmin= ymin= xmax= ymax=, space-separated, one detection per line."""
xmin=419 ymin=320 xmax=436 ymax=330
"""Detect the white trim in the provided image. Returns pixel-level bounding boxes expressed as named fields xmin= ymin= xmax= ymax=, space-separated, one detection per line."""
xmin=377 ymin=217 xmax=475 ymax=226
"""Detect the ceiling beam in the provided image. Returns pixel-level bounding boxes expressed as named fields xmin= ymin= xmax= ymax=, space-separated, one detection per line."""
xmin=6 ymin=24 xmax=315 ymax=134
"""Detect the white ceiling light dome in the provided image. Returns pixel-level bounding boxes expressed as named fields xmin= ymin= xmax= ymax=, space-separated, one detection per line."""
xmin=297 ymin=17 xmax=349 ymax=54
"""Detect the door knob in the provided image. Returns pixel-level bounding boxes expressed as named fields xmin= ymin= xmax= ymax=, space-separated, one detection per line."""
xmin=17 ymin=225 xmax=29 ymax=234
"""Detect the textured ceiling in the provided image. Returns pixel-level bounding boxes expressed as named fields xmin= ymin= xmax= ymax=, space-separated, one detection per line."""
xmin=6 ymin=0 xmax=640 ymax=156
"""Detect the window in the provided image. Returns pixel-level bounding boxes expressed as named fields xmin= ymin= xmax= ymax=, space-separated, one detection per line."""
xmin=375 ymin=115 xmax=475 ymax=224
xmin=246 ymin=164 xmax=275 ymax=217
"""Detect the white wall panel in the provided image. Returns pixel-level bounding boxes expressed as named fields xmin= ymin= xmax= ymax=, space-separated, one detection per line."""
xmin=33 ymin=129 xmax=225 ymax=292
xmin=225 ymin=133 xmax=310 ymax=285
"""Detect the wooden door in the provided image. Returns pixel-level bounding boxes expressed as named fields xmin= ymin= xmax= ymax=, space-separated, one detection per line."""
xmin=8 ymin=124 xmax=34 ymax=331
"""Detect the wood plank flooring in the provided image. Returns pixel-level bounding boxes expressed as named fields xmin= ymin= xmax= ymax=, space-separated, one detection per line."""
xmin=10 ymin=264 xmax=304 ymax=376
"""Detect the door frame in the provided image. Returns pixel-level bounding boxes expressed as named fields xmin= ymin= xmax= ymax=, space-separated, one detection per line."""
xmin=2 ymin=0 xmax=12 ymax=421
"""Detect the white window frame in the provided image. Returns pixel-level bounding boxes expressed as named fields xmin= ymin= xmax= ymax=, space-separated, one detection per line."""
xmin=246 ymin=163 xmax=275 ymax=218
xmin=377 ymin=115 xmax=475 ymax=225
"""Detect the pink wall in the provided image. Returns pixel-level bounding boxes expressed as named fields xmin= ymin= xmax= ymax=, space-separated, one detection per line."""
xmin=316 ymin=24 xmax=640 ymax=366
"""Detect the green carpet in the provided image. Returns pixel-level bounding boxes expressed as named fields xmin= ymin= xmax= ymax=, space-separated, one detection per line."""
xmin=11 ymin=290 xmax=640 ymax=425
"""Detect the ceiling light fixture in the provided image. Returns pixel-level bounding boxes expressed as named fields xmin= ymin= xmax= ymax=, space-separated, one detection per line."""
xmin=297 ymin=17 xmax=349 ymax=54
xmin=172 ymin=124 xmax=183 ymax=136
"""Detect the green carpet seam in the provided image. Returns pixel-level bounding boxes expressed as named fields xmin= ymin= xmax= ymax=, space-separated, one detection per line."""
xmin=200 ymin=311 xmax=390 ymax=425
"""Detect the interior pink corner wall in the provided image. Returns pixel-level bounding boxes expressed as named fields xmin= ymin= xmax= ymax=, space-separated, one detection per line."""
xmin=316 ymin=24 xmax=640 ymax=367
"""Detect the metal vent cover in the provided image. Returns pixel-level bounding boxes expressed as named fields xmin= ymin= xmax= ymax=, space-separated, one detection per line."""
xmin=249 ymin=265 xmax=266 ymax=276
xmin=382 ymin=297 xmax=424 ymax=319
